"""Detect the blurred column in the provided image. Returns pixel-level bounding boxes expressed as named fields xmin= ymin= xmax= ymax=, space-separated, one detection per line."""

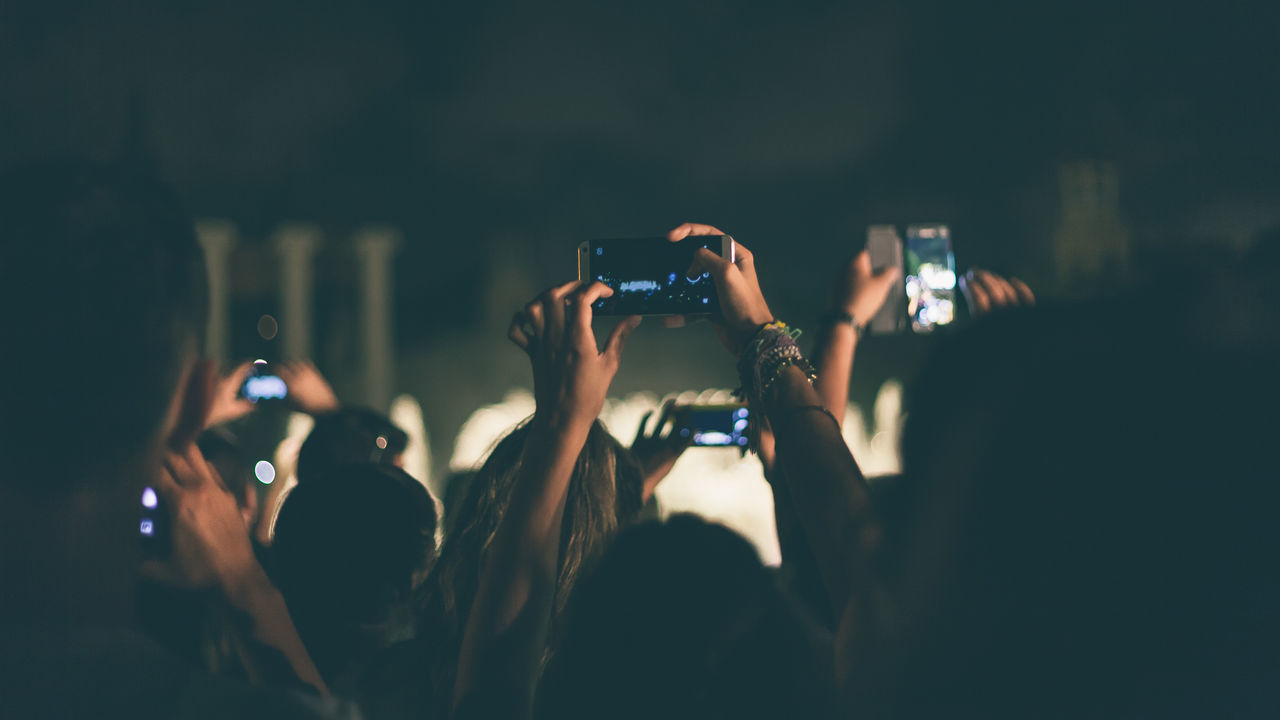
xmin=196 ymin=219 xmax=237 ymax=364
xmin=355 ymin=226 xmax=400 ymax=411
xmin=273 ymin=224 xmax=322 ymax=360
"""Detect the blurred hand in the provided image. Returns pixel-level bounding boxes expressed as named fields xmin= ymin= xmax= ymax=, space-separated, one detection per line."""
xmin=141 ymin=444 xmax=260 ymax=593
xmin=276 ymin=360 xmax=340 ymax=416
xmin=960 ymin=269 xmax=1035 ymax=316
xmin=669 ymin=222 xmax=774 ymax=354
xmin=834 ymin=250 xmax=901 ymax=326
xmin=631 ymin=400 xmax=692 ymax=500
xmin=205 ymin=361 xmax=255 ymax=428
xmin=509 ymin=281 xmax=641 ymax=430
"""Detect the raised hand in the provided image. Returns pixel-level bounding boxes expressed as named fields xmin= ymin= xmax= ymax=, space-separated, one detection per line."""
xmin=141 ymin=444 xmax=259 ymax=593
xmin=630 ymin=400 xmax=692 ymax=502
xmin=509 ymin=281 xmax=642 ymax=430
xmin=670 ymin=222 xmax=774 ymax=354
xmin=834 ymin=250 xmax=901 ymax=327
xmin=960 ymin=269 xmax=1035 ymax=315
xmin=276 ymin=360 xmax=340 ymax=416
xmin=204 ymin=361 xmax=255 ymax=428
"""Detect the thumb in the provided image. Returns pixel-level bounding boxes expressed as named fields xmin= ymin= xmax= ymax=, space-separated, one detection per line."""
xmin=687 ymin=247 xmax=728 ymax=282
xmin=604 ymin=315 xmax=642 ymax=363
xmin=635 ymin=410 xmax=654 ymax=445
xmin=870 ymin=264 xmax=901 ymax=296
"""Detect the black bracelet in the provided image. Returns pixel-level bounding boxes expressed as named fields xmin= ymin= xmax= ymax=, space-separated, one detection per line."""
xmin=823 ymin=310 xmax=866 ymax=338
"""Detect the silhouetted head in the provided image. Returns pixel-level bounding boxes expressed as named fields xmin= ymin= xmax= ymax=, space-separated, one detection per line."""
xmin=0 ymin=161 xmax=207 ymax=492
xmin=878 ymin=272 xmax=1279 ymax=716
xmin=0 ymin=162 xmax=211 ymax=621
xmin=272 ymin=462 xmax=438 ymax=684
xmin=541 ymin=514 xmax=837 ymax=719
xmin=418 ymin=419 xmax=644 ymax=715
xmin=295 ymin=407 xmax=409 ymax=484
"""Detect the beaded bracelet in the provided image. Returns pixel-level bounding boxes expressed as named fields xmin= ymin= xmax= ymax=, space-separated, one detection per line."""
xmin=735 ymin=321 xmax=817 ymax=408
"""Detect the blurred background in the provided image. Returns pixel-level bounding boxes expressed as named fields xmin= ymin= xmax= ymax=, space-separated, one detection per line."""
xmin=4 ymin=0 xmax=1277 ymax=554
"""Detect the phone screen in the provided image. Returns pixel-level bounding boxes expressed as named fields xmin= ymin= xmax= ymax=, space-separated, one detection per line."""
xmin=240 ymin=361 xmax=288 ymax=402
xmin=677 ymin=405 xmax=750 ymax=447
xmin=905 ymin=224 xmax=957 ymax=332
xmin=584 ymin=236 xmax=728 ymax=316
xmin=139 ymin=485 xmax=159 ymax=540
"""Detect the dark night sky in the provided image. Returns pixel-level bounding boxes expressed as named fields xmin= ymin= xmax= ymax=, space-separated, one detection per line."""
xmin=3 ymin=0 xmax=1278 ymax=440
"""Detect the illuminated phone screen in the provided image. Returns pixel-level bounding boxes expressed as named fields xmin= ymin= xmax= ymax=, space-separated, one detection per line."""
xmin=239 ymin=360 xmax=288 ymax=402
xmin=585 ymin=236 xmax=726 ymax=316
xmin=904 ymin=224 xmax=957 ymax=332
xmin=677 ymin=406 xmax=750 ymax=447
xmin=243 ymin=375 xmax=287 ymax=402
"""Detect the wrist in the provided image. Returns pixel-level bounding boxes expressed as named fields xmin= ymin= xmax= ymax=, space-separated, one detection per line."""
xmin=219 ymin=559 xmax=276 ymax=612
xmin=530 ymin=407 xmax=595 ymax=443
xmin=825 ymin=308 xmax=866 ymax=339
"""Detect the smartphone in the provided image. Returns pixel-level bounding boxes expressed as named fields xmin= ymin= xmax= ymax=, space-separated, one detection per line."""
xmin=904 ymin=224 xmax=957 ymax=332
xmin=866 ymin=225 xmax=907 ymax=334
xmin=675 ymin=404 xmax=751 ymax=447
xmin=577 ymin=235 xmax=735 ymax=316
xmin=139 ymin=485 xmax=162 ymax=542
xmin=239 ymin=360 xmax=288 ymax=403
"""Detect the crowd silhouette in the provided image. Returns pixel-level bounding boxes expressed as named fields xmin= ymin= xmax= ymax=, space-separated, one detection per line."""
xmin=1 ymin=162 xmax=1276 ymax=719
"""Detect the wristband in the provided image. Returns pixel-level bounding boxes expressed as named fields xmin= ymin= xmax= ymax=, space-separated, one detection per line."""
xmin=823 ymin=309 xmax=867 ymax=338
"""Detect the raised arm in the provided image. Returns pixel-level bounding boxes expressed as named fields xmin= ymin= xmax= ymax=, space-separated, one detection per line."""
xmin=144 ymin=444 xmax=328 ymax=695
xmin=679 ymin=223 xmax=878 ymax=633
xmin=452 ymin=282 xmax=640 ymax=719
xmin=811 ymin=250 xmax=899 ymax=424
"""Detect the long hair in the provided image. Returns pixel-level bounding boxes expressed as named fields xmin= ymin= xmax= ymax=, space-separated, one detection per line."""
xmin=418 ymin=419 xmax=644 ymax=713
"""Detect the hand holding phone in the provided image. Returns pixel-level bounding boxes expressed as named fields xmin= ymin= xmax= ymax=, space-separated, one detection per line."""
xmin=833 ymin=247 xmax=901 ymax=330
xmin=667 ymin=222 xmax=775 ymax=354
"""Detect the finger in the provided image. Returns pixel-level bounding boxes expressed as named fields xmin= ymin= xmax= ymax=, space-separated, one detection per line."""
xmin=164 ymin=451 xmax=197 ymax=489
xmin=229 ymin=361 xmax=255 ymax=383
xmin=635 ymin=410 xmax=654 ymax=445
xmin=508 ymin=312 xmax=532 ymax=351
xmin=852 ymin=250 xmax=873 ymax=277
xmin=730 ymin=242 xmax=763 ymax=294
xmin=150 ymin=466 xmax=183 ymax=502
xmin=975 ymin=270 xmax=1015 ymax=307
xmin=603 ymin=315 xmax=642 ymax=365
xmin=1010 ymin=277 xmax=1036 ymax=305
xmin=542 ymin=280 xmax=581 ymax=347
xmin=868 ymin=264 xmax=903 ymax=311
xmin=687 ymin=247 xmax=731 ymax=282
xmin=205 ymin=460 xmax=230 ymax=493
xmin=961 ymin=271 xmax=991 ymax=314
xmin=731 ymin=241 xmax=754 ymax=274
xmin=662 ymin=315 xmax=688 ymax=329
xmin=654 ymin=400 xmax=678 ymax=438
xmin=523 ymin=300 xmax=546 ymax=338
xmin=568 ymin=282 xmax=615 ymax=352
xmin=177 ymin=444 xmax=214 ymax=489
xmin=667 ymin=222 xmax=726 ymax=242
